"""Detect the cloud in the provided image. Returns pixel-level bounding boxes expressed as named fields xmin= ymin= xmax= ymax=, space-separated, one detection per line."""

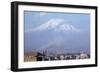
xmin=39 ymin=12 xmax=48 ymax=16
xmin=25 ymin=18 xmax=80 ymax=32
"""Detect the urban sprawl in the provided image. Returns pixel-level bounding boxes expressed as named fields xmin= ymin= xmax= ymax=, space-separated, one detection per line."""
xmin=24 ymin=49 xmax=90 ymax=62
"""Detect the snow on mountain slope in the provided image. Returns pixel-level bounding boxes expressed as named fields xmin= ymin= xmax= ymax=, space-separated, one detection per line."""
xmin=26 ymin=18 xmax=80 ymax=33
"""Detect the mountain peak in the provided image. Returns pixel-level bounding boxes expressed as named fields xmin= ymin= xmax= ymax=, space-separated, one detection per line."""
xmin=25 ymin=18 xmax=80 ymax=32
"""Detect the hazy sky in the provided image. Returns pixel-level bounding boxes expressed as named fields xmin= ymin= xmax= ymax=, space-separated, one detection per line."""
xmin=24 ymin=11 xmax=90 ymax=54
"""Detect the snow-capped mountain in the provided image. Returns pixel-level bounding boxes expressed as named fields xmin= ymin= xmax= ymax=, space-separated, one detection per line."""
xmin=26 ymin=18 xmax=80 ymax=33
xmin=25 ymin=18 xmax=89 ymax=53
